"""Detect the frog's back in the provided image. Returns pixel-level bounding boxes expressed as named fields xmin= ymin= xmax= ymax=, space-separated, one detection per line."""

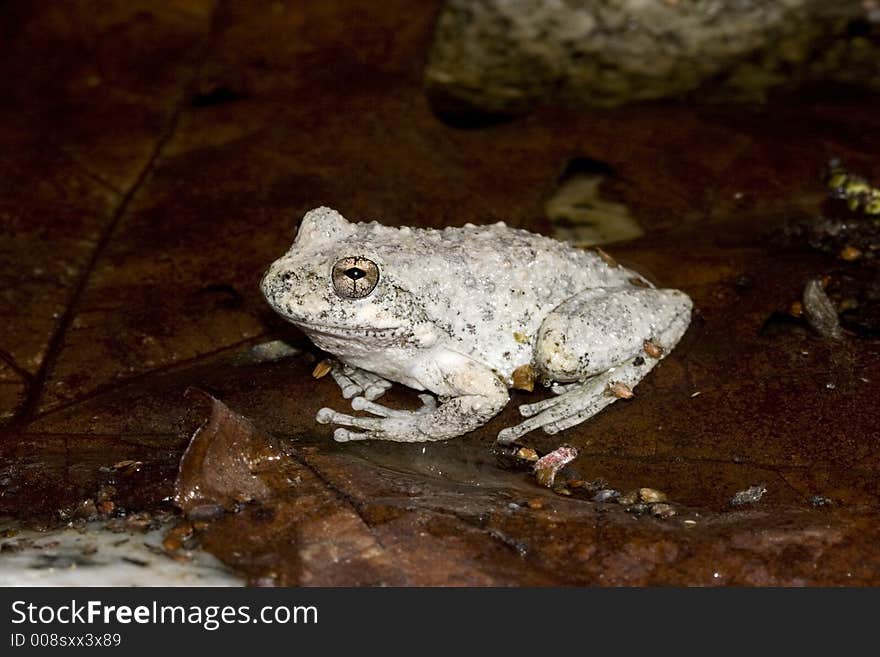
xmin=365 ymin=220 xmax=637 ymax=379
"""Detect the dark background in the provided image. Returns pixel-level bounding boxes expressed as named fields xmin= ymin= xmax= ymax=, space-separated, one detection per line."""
xmin=1 ymin=1 xmax=879 ymax=585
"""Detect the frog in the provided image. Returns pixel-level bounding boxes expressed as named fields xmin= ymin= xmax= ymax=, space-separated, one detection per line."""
xmin=261 ymin=207 xmax=692 ymax=444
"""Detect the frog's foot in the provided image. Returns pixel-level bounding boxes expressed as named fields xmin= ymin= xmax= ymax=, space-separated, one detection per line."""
xmin=316 ymin=394 xmax=438 ymax=442
xmin=329 ymin=364 xmax=392 ymax=401
xmin=497 ymin=361 xmax=641 ymax=444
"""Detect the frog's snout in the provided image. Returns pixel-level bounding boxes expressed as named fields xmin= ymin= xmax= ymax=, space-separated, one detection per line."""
xmin=260 ymin=260 xmax=286 ymax=305
xmin=259 ymin=265 xmax=274 ymax=301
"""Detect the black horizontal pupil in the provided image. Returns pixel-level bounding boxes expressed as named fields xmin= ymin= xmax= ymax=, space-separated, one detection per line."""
xmin=344 ymin=267 xmax=366 ymax=280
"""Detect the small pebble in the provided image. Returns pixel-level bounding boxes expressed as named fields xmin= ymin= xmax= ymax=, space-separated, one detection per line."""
xmin=533 ymin=445 xmax=579 ymax=488
xmin=840 ymin=245 xmax=862 ymax=261
xmin=810 ymin=495 xmax=833 ymax=507
xmin=511 ymin=364 xmax=536 ymax=392
xmin=639 ymin=487 xmax=668 ymax=503
xmin=730 ymin=485 xmax=767 ymax=506
xmin=625 ymin=503 xmax=650 ymax=517
xmin=516 ymin=447 xmax=539 ymax=462
xmin=526 ymin=498 xmax=544 ymax=510
xmin=803 ymin=278 xmax=843 ymax=340
xmin=650 ymin=503 xmax=677 ymax=519
xmin=96 ymin=500 xmax=115 ymax=516
xmin=162 ymin=528 xmax=187 ymax=552
xmin=618 ymin=490 xmax=639 ymax=506
xmin=609 ymin=381 xmax=634 ymax=399
xmin=592 ymin=489 xmax=620 ymax=503
xmin=643 ymin=340 xmax=664 ymax=359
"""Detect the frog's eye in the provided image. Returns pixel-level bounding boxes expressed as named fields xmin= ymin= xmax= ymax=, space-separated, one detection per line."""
xmin=332 ymin=256 xmax=379 ymax=299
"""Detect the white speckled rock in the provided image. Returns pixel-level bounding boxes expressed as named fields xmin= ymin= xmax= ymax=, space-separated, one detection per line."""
xmin=262 ymin=207 xmax=692 ymax=443
xmin=425 ymin=0 xmax=877 ymax=114
xmin=0 ymin=518 xmax=242 ymax=587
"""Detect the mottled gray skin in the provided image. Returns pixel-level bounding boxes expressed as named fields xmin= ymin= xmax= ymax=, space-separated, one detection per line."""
xmin=261 ymin=207 xmax=692 ymax=443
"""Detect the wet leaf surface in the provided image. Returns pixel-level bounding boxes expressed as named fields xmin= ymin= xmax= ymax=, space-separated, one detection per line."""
xmin=2 ymin=1 xmax=880 ymax=585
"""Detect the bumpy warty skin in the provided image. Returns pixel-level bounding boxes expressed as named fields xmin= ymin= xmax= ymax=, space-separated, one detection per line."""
xmin=261 ymin=206 xmax=692 ymax=443
xmin=263 ymin=207 xmax=637 ymax=383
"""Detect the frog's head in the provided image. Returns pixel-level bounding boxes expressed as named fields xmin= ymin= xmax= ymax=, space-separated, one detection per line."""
xmin=261 ymin=207 xmax=434 ymax=351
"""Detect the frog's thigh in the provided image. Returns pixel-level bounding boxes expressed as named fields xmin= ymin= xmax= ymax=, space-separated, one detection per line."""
xmin=497 ymin=288 xmax=691 ymax=443
xmin=534 ymin=287 xmax=692 ymax=382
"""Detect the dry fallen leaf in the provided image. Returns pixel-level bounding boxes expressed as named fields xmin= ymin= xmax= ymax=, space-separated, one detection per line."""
xmin=312 ymin=359 xmax=333 ymax=379
xmin=1 ymin=1 xmax=880 ymax=586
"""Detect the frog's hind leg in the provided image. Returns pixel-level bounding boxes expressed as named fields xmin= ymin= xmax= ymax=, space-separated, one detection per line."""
xmin=497 ymin=287 xmax=691 ymax=444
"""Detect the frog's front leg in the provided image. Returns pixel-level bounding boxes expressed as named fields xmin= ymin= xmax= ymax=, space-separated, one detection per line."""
xmin=317 ymin=348 xmax=509 ymax=443
xmin=497 ymin=287 xmax=692 ymax=444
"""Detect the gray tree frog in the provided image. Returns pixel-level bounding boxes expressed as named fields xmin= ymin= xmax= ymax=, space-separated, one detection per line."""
xmin=261 ymin=207 xmax=691 ymax=444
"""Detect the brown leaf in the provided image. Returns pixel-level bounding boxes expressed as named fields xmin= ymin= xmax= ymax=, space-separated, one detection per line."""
xmin=2 ymin=1 xmax=880 ymax=587
xmin=175 ymin=389 xmax=407 ymax=585
xmin=312 ymin=359 xmax=333 ymax=379
xmin=174 ymin=389 xmax=279 ymax=516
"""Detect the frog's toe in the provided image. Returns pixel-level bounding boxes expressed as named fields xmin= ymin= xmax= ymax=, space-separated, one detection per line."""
xmin=329 ymin=367 xmax=364 ymax=399
xmin=499 ymin=372 xmax=617 ymax=442
xmin=349 ymin=394 xmax=437 ymax=417
xmin=363 ymin=378 xmax=392 ymax=401
xmin=347 ymin=368 xmax=392 ymax=401
xmin=328 ymin=364 xmax=378 ymax=399
xmin=518 ymin=379 xmax=599 ymax=418
xmin=316 ymin=407 xmax=383 ymax=430
xmin=499 ymin=398 xmax=595 ymax=442
xmin=333 ymin=427 xmax=371 ymax=442
xmin=416 ymin=394 xmax=437 ymax=413
xmin=351 ymin=396 xmax=410 ymax=417
xmin=498 ymin=412 xmax=558 ymax=443
xmin=518 ymin=393 xmax=566 ymax=418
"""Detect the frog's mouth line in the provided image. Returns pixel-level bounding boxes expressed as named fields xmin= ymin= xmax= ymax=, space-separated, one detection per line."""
xmin=294 ymin=321 xmax=406 ymax=341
